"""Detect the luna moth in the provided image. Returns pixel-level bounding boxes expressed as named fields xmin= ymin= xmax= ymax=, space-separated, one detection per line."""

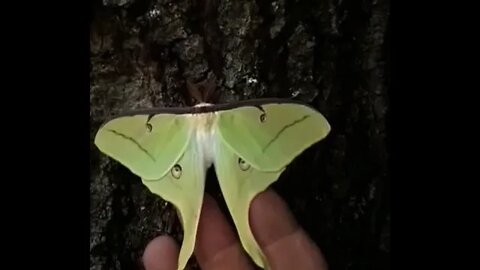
xmin=94 ymin=87 xmax=330 ymax=270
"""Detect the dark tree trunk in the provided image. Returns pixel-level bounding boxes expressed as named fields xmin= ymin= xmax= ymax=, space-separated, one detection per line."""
xmin=90 ymin=0 xmax=390 ymax=269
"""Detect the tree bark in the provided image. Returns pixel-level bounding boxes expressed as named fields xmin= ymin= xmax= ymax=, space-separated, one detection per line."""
xmin=90 ymin=0 xmax=390 ymax=269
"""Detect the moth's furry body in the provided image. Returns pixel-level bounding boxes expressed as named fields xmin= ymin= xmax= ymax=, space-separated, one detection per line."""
xmin=189 ymin=103 xmax=218 ymax=171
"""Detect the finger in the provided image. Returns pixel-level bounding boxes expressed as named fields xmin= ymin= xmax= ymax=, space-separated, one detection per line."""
xmin=250 ymin=189 xmax=328 ymax=270
xmin=194 ymin=194 xmax=254 ymax=270
xmin=143 ymin=235 xmax=180 ymax=270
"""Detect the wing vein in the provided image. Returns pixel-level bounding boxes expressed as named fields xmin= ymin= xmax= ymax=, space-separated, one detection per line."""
xmin=107 ymin=129 xmax=156 ymax=161
xmin=262 ymin=114 xmax=311 ymax=153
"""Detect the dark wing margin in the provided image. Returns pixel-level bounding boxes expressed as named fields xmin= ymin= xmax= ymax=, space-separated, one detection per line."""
xmin=98 ymin=98 xmax=316 ymax=126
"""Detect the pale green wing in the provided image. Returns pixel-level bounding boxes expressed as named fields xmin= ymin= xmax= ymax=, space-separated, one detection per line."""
xmin=94 ymin=112 xmax=203 ymax=270
xmin=141 ymin=139 xmax=206 ymax=270
xmin=213 ymin=138 xmax=285 ymax=269
xmin=214 ymin=100 xmax=330 ymax=268
xmin=94 ymin=113 xmax=192 ymax=180
xmin=216 ymin=102 xmax=330 ymax=172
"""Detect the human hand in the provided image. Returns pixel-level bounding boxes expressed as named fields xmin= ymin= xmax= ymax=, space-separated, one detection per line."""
xmin=142 ymin=189 xmax=328 ymax=270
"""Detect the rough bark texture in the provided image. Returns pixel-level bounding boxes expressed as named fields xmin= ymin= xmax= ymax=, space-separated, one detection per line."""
xmin=90 ymin=0 xmax=390 ymax=269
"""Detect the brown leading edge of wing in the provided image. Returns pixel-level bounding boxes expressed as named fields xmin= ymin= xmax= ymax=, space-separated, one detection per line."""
xmin=98 ymin=98 xmax=321 ymax=126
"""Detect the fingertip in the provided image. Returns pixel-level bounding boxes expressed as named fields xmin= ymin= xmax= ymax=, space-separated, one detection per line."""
xmin=196 ymin=193 xmax=238 ymax=251
xmin=143 ymin=235 xmax=179 ymax=270
xmin=194 ymin=193 xmax=254 ymax=269
xmin=249 ymin=189 xmax=299 ymax=248
xmin=249 ymin=189 xmax=328 ymax=270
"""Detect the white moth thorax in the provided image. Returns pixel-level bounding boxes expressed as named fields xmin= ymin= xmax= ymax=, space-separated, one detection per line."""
xmin=193 ymin=102 xmax=214 ymax=107
xmin=189 ymin=103 xmax=218 ymax=169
